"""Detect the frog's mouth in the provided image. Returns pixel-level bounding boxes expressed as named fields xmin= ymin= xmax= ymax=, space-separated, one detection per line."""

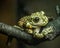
xmin=27 ymin=24 xmax=43 ymax=31
xmin=25 ymin=22 xmax=44 ymax=32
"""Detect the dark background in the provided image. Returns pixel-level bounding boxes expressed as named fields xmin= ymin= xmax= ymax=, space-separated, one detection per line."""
xmin=0 ymin=0 xmax=60 ymax=48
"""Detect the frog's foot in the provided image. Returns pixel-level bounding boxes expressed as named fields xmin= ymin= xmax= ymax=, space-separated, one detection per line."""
xmin=33 ymin=26 xmax=55 ymax=40
xmin=41 ymin=26 xmax=56 ymax=40
xmin=44 ymin=32 xmax=56 ymax=40
xmin=26 ymin=29 xmax=33 ymax=34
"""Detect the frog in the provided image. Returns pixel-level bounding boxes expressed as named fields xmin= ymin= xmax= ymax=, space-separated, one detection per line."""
xmin=14 ymin=11 xmax=49 ymax=39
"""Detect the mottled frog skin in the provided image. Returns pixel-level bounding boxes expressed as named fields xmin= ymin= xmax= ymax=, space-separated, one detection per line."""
xmin=14 ymin=11 xmax=49 ymax=38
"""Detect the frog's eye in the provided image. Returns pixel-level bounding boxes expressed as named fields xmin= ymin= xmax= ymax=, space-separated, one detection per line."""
xmin=33 ymin=17 xmax=39 ymax=23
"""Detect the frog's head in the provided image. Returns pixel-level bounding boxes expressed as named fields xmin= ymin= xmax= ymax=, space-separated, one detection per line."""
xmin=27 ymin=11 xmax=48 ymax=27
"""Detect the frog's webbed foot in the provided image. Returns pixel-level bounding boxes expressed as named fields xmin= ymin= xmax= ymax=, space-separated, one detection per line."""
xmin=41 ymin=26 xmax=55 ymax=40
xmin=44 ymin=32 xmax=56 ymax=40
xmin=33 ymin=26 xmax=55 ymax=40
xmin=26 ymin=29 xmax=33 ymax=34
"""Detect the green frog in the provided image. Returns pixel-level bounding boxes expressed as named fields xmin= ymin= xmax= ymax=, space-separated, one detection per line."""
xmin=14 ymin=11 xmax=53 ymax=39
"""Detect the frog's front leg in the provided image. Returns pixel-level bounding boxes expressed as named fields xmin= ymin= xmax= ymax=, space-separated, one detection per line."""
xmin=41 ymin=26 xmax=55 ymax=40
xmin=33 ymin=26 xmax=54 ymax=39
xmin=33 ymin=27 xmax=44 ymax=38
xmin=40 ymin=26 xmax=54 ymax=40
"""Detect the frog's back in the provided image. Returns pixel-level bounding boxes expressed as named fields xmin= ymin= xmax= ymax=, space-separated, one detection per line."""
xmin=18 ymin=16 xmax=30 ymax=27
